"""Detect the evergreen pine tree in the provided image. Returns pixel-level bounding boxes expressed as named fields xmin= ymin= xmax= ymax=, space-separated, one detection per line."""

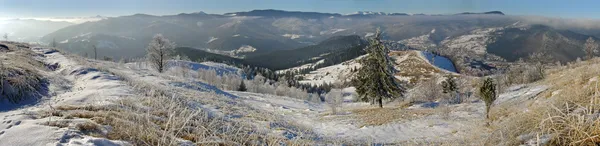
xmin=441 ymin=74 xmax=458 ymax=94
xmin=441 ymin=74 xmax=459 ymax=104
xmin=354 ymin=29 xmax=405 ymax=108
xmin=238 ymin=80 xmax=247 ymax=91
xmin=479 ymin=77 xmax=497 ymax=119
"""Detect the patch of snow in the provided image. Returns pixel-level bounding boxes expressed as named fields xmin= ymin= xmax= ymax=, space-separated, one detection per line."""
xmin=320 ymin=29 xmax=347 ymax=35
xmin=207 ymin=37 xmax=218 ymax=43
xmin=72 ymin=32 xmax=92 ymax=39
xmin=118 ymin=36 xmax=135 ymax=40
xmin=282 ymin=34 xmax=304 ymax=39
xmin=60 ymin=39 xmax=69 ymax=43
xmin=365 ymin=33 xmax=375 ymax=38
xmin=232 ymin=34 xmax=241 ymax=37
xmin=233 ymin=45 xmax=257 ymax=54
xmin=495 ymin=85 xmax=548 ymax=104
xmin=277 ymin=59 xmax=325 ymax=74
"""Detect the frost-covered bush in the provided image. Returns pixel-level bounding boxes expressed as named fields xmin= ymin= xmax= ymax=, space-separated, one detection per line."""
xmin=191 ymin=68 xmax=312 ymax=101
xmin=407 ymin=77 xmax=443 ymax=103
xmin=504 ymin=64 xmax=544 ymax=85
xmin=326 ymin=89 xmax=343 ymax=114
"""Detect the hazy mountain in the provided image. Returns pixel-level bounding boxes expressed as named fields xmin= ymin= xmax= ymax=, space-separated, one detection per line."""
xmin=457 ymin=11 xmax=505 ymax=15
xmin=224 ymin=9 xmax=341 ymax=19
xmin=486 ymin=25 xmax=594 ymax=62
xmin=177 ymin=35 xmax=366 ymax=70
xmin=0 ymin=19 xmax=73 ymax=42
xmin=439 ymin=24 xmax=598 ymax=63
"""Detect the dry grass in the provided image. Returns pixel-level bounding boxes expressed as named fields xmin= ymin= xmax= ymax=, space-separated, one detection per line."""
xmin=486 ymin=58 xmax=600 ymax=145
xmin=0 ymin=43 xmax=48 ymax=103
xmin=389 ymin=51 xmax=442 ymax=84
xmin=43 ymin=120 xmax=71 ymax=128
xmin=44 ymin=94 xmax=291 ymax=146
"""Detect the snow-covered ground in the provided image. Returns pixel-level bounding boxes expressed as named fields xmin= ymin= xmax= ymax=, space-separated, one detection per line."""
xmin=231 ymin=79 xmax=550 ymax=144
xmin=0 ymin=47 xmax=131 ymax=145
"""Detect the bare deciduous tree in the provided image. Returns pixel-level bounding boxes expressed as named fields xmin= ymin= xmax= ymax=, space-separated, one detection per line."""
xmin=52 ymin=38 xmax=57 ymax=48
xmin=93 ymin=45 xmax=98 ymax=60
xmin=3 ymin=33 xmax=7 ymax=41
xmin=584 ymin=37 xmax=599 ymax=60
xmin=528 ymin=52 xmax=551 ymax=79
xmin=146 ymin=34 xmax=175 ymax=73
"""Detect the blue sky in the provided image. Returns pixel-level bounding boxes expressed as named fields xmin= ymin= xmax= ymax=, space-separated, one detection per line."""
xmin=1 ymin=0 xmax=600 ymax=19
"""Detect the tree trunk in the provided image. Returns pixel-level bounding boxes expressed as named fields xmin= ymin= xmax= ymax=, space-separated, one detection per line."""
xmin=485 ymin=105 xmax=491 ymax=119
xmin=378 ymin=97 xmax=383 ymax=108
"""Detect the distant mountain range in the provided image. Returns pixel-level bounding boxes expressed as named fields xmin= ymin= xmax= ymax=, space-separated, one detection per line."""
xmin=41 ymin=9 xmax=514 ymax=59
xmin=34 ymin=9 xmax=600 ymax=72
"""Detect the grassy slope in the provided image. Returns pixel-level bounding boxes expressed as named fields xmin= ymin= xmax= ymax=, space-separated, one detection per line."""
xmin=487 ymin=58 xmax=600 ymax=145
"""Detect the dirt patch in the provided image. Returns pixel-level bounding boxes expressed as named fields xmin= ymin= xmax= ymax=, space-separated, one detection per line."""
xmin=389 ymin=51 xmax=443 ymax=84
xmin=352 ymin=107 xmax=435 ymax=126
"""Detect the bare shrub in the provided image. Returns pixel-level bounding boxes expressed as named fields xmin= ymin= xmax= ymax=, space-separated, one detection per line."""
xmin=505 ymin=64 xmax=544 ymax=85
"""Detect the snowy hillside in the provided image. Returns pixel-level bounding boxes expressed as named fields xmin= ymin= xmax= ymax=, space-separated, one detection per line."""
xmin=276 ymin=59 xmax=325 ymax=74
xmin=440 ymin=27 xmax=503 ymax=54
xmin=398 ymin=29 xmax=437 ymax=50
xmin=296 ymin=55 xmax=365 ymax=86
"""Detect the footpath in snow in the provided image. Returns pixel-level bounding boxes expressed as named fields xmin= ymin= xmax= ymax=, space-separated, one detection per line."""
xmin=0 ymin=47 xmax=130 ymax=146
